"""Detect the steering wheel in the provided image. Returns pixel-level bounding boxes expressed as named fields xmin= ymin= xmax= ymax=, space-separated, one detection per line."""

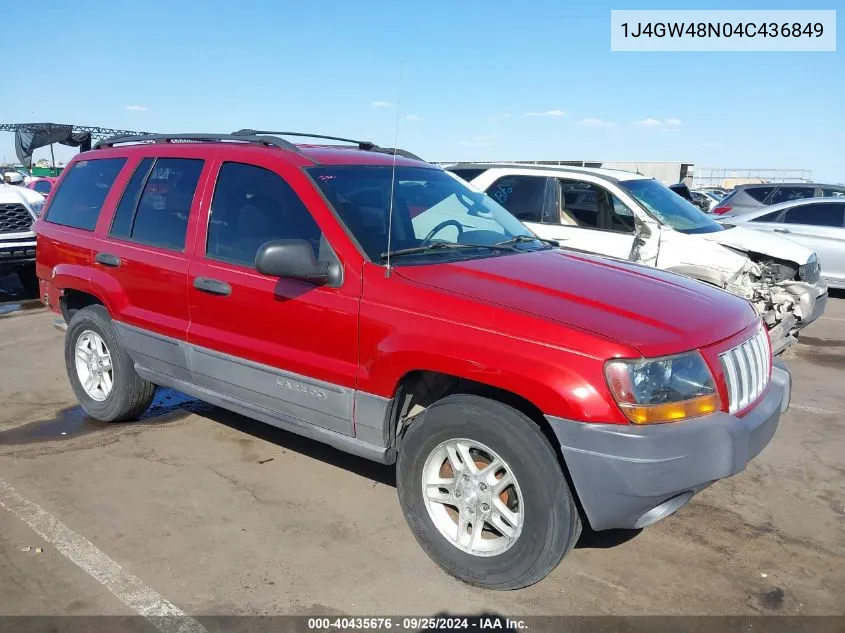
xmin=423 ymin=220 xmax=464 ymax=243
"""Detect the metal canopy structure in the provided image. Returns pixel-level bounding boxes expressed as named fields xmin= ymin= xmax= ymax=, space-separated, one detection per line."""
xmin=1 ymin=123 xmax=151 ymax=173
xmin=0 ymin=123 xmax=150 ymax=140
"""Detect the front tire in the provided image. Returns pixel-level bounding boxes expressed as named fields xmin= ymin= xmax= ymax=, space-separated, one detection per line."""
xmin=64 ymin=305 xmax=155 ymax=422
xmin=397 ymin=394 xmax=581 ymax=590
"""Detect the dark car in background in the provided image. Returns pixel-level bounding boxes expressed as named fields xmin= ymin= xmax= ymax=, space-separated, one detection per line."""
xmin=26 ymin=177 xmax=57 ymax=198
xmin=713 ymin=183 xmax=845 ymax=216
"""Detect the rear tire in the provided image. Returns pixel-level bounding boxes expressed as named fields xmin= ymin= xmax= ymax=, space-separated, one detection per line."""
xmin=64 ymin=305 xmax=155 ymax=422
xmin=396 ymin=394 xmax=581 ymax=590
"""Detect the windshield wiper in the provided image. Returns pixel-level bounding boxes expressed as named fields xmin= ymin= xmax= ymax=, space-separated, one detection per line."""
xmin=380 ymin=241 xmax=513 ymax=260
xmin=494 ymin=234 xmax=559 ymax=248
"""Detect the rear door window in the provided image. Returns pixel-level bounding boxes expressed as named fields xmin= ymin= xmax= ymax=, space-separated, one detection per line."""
xmin=486 ymin=176 xmax=548 ymax=223
xmin=769 ymin=186 xmax=815 ymax=206
xmin=109 ymin=158 xmax=204 ymax=251
xmin=45 ymin=158 xmax=126 ymax=231
xmin=783 ymin=202 xmax=845 ymax=228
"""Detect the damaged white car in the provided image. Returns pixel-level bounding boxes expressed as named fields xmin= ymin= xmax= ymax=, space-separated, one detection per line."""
xmin=446 ymin=164 xmax=828 ymax=354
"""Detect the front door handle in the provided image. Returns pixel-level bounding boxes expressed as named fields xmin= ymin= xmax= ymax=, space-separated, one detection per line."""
xmin=772 ymin=227 xmax=791 ymax=234
xmin=193 ymin=277 xmax=231 ymax=296
xmin=95 ymin=252 xmax=121 ymax=267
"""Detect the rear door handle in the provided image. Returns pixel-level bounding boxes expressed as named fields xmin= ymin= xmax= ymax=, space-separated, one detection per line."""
xmin=193 ymin=277 xmax=231 ymax=296
xmin=772 ymin=227 xmax=791 ymax=234
xmin=95 ymin=252 xmax=121 ymax=267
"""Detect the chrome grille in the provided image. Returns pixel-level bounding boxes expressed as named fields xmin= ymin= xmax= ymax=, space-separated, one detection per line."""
xmin=0 ymin=203 xmax=34 ymax=234
xmin=720 ymin=326 xmax=771 ymax=414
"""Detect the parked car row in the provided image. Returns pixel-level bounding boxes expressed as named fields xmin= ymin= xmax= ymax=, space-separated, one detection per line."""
xmin=447 ymin=163 xmax=830 ymax=354
xmin=33 ymin=131 xmax=792 ymax=590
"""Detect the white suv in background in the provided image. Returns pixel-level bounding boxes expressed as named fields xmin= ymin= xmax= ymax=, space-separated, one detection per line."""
xmin=447 ymin=163 xmax=828 ymax=354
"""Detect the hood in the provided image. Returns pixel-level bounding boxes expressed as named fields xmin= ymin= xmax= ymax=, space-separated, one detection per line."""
xmin=396 ymin=249 xmax=758 ymax=358
xmin=700 ymin=224 xmax=813 ymax=265
xmin=0 ymin=183 xmax=44 ymax=208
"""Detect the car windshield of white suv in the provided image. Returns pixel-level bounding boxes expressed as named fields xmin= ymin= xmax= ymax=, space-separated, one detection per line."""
xmin=308 ymin=165 xmax=552 ymax=263
xmin=620 ymin=179 xmax=725 ymax=234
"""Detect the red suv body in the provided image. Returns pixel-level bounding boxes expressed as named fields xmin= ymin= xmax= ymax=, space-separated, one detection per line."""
xmin=34 ymin=133 xmax=791 ymax=590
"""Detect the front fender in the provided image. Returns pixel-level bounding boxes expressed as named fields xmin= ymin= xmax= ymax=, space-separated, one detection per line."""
xmin=359 ymin=332 xmax=627 ymax=424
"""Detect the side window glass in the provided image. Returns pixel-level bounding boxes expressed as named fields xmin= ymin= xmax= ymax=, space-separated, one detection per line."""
xmin=745 ymin=187 xmax=774 ymax=203
xmin=606 ymin=193 xmax=636 ymax=233
xmin=44 ymin=158 xmax=126 ymax=231
xmin=769 ymin=186 xmax=814 ymax=206
xmin=559 ymin=180 xmax=634 ymax=233
xmin=486 ymin=176 xmax=546 ymax=223
xmin=33 ymin=180 xmax=52 ymax=194
xmin=207 ymin=162 xmax=323 ymax=268
xmin=783 ymin=203 xmax=845 ymax=228
xmin=821 ymin=188 xmax=845 ymax=198
xmin=750 ymin=210 xmax=782 ymax=223
xmin=110 ymin=158 xmax=154 ymax=239
xmin=113 ymin=158 xmax=203 ymax=251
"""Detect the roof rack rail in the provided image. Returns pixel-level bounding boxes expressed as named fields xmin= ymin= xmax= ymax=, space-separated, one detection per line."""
xmin=92 ymin=133 xmax=303 ymax=154
xmin=231 ymin=129 xmax=425 ymax=162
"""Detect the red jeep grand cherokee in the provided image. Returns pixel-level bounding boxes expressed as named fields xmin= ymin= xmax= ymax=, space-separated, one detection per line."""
xmin=34 ymin=131 xmax=791 ymax=589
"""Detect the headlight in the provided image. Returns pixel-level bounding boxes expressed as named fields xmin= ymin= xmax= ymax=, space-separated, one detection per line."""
xmin=798 ymin=253 xmax=820 ymax=283
xmin=605 ymin=351 xmax=721 ymax=424
xmin=30 ymin=201 xmax=45 ymax=217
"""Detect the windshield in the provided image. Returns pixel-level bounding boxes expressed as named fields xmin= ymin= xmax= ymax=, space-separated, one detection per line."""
xmin=307 ymin=166 xmax=546 ymax=263
xmin=620 ymin=179 xmax=725 ymax=234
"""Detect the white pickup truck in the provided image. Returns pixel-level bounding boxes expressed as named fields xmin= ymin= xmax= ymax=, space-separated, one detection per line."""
xmin=0 ymin=182 xmax=45 ymax=295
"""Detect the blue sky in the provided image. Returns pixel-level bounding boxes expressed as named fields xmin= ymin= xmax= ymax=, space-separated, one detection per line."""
xmin=3 ymin=0 xmax=843 ymax=182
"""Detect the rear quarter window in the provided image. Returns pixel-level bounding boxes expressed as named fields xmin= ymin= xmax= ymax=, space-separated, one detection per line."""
xmin=744 ymin=186 xmax=775 ymax=203
xmin=45 ymin=158 xmax=127 ymax=231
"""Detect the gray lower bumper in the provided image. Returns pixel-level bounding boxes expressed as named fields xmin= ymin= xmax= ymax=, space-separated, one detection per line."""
xmin=547 ymin=360 xmax=791 ymax=531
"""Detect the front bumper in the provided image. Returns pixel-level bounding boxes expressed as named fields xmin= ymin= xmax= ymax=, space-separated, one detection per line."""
xmin=0 ymin=239 xmax=36 ymax=269
xmin=546 ymin=359 xmax=791 ymax=531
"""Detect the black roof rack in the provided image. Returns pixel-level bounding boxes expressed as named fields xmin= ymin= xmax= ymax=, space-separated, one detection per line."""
xmin=92 ymin=133 xmax=303 ymax=154
xmin=232 ymin=129 xmax=425 ymax=162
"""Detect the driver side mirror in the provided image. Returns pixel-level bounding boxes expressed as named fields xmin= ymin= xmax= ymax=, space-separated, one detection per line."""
xmin=255 ymin=239 xmax=342 ymax=287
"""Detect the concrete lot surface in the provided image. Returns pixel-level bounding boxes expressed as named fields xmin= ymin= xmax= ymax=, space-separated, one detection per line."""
xmin=0 ymin=294 xmax=843 ymax=619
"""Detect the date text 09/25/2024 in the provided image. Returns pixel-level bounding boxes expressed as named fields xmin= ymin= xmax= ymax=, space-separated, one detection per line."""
xmin=307 ymin=617 xmax=529 ymax=631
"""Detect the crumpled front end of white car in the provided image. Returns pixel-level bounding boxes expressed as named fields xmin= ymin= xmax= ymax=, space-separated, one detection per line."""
xmin=721 ymin=252 xmax=826 ymax=354
xmin=641 ymin=223 xmax=829 ymax=356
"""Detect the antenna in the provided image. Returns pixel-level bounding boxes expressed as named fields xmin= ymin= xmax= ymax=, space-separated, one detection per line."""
xmin=384 ymin=62 xmax=404 ymax=278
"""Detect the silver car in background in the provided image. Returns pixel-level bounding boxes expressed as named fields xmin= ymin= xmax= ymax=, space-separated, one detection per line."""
xmin=719 ymin=197 xmax=845 ymax=289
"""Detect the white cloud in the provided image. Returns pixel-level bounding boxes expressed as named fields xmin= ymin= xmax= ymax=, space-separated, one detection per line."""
xmin=125 ymin=105 xmax=147 ymax=112
xmin=460 ymin=135 xmax=492 ymax=147
xmin=404 ymin=114 xmax=422 ymax=121
xmin=524 ymin=109 xmax=567 ymax=117
xmin=635 ymin=117 xmax=683 ymax=129
xmin=371 ymin=100 xmax=396 ymax=108
xmin=487 ymin=112 xmax=512 ymax=123
xmin=576 ymin=118 xmax=616 ymax=128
